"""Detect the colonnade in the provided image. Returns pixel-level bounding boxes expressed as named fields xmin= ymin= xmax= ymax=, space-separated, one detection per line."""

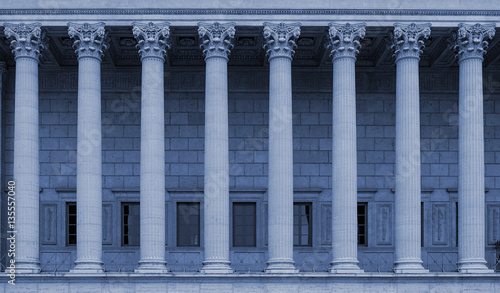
xmin=2 ymin=21 xmax=495 ymax=274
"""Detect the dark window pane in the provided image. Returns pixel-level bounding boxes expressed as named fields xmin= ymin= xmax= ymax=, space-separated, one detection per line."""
xmin=456 ymin=202 xmax=459 ymax=247
xmin=421 ymin=202 xmax=424 ymax=247
xmin=177 ymin=202 xmax=200 ymax=247
xmin=358 ymin=203 xmax=367 ymax=245
xmin=293 ymin=203 xmax=312 ymax=246
xmin=122 ymin=203 xmax=140 ymax=246
xmin=233 ymin=202 xmax=256 ymax=247
xmin=67 ymin=202 xmax=77 ymax=246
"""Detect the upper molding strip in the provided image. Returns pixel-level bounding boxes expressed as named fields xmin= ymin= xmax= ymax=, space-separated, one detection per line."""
xmin=0 ymin=9 xmax=500 ymax=16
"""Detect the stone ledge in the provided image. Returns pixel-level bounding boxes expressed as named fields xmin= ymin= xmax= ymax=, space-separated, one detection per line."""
xmin=0 ymin=274 xmax=499 ymax=293
xmin=3 ymin=272 xmax=500 ymax=278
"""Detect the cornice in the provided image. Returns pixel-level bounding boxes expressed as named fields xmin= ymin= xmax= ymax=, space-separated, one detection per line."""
xmin=0 ymin=9 xmax=500 ymax=16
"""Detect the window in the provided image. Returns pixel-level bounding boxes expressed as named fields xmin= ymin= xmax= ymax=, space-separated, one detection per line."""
xmin=293 ymin=203 xmax=312 ymax=246
xmin=358 ymin=203 xmax=367 ymax=245
xmin=122 ymin=202 xmax=140 ymax=246
xmin=456 ymin=202 xmax=459 ymax=247
xmin=177 ymin=202 xmax=200 ymax=247
xmin=67 ymin=202 xmax=77 ymax=245
xmin=233 ymin=202 xmax=256 ymax=247
xmin=421 ymin=202 xmax=424 ymax=247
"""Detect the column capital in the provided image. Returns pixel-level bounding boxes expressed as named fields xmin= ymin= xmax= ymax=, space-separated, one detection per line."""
xmin=198 ymin=22 xmax=235 ymax=61
xmin=3 ymin=22 xmax=46 ymax=61
xmin=453 ymin=23 xmax=496 ymax=62
xmin=132 ymin=22 xmax=170 ymax=61
xmin=327 ymin=23 xmax=366 ymax=61
xmin=263 ymin=22 xmax=301 ymax=60
xmin=68 ymin=22 xmax=108 ymax=61
xmin=391 ymin=23 xmax=431 ymax=61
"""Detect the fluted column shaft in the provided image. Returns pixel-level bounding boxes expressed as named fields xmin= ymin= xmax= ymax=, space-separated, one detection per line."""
xmin=458 ymin=58 xmax=488 ymax=272
xmin=68 ymin=22 xmax=107 ymax=273
xmin=199 ymin=22 xmax=234 ymax=274
xmin=331 ymin=56 xmax=361 ymax=272
xmin=267 ymin=56 xmax=296 ymax=273
xmin=203 ymin=57 xmax=230 ymax=271
xmin=328 ymin=23 xmax=365 ymax=274
xmin=139 ymin=58 xmax=166 ymax=271
xmin=4 ymin=23 xmax=45 ymax=273
xmin=14 ymin=58 xmax=40 ymax=273
xmin=76 ymin=57 xmax=103 ymax=271
xmin=133 ymin=22 xmax=170 ymax=273
xmin=394 ymin=57 xmax=427 ymax=273
xmin=263 ymin=22 xmax=300 ymax=274
xmin=392 ymin=23 xmax=430 ymax=273
xmin=453 ymin=23 xmax=495 ymax=274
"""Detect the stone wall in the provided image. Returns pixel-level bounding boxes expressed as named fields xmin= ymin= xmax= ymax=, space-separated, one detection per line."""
xmin=2 ymin=67 xmax=500 ymax=272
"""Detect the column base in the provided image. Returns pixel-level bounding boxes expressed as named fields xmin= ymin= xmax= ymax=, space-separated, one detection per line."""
xmin=394 ymin=259 xmax=428 ymax=274
xmin=329 ymin=261 xmax=363 ymax=274
xmin=13 ymin=263 xmax=41 ymax=274
xmin=135 ymin=261 xmax=169 ymax=274
xmin=69 ymin=269 xmax=104 ymax=274
xmin=265 ymin=259 xmax=299 ymax=274
xmin=200 ymin=260 xmax=233 ymax=274
xmin=70 ymin=261 xmax=104 ymax=274
xmin=459 ymin=260 xmax=494 ymax=274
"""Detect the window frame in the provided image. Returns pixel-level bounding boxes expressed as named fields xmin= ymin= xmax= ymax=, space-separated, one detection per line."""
xmin=176 ymin=202 xmax=201 ymax=247
xmin=293 ymin=202 xmax=313 ymax=247
xmin=66 ymin=202 xmax=77 ymax=246
xmin=232 ymin=202 xmax=257 ymax=247
xmin=421 ymin=202 xmax=424 ymax=247
xmin=121 ymin=202 xmax=140 ymax=246
xmin=357 ymin=202 xmax=368 ymax=246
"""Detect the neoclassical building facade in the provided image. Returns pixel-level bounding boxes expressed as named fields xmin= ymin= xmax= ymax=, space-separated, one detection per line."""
xmin=0 ymin=0 xmax=500 ymax=292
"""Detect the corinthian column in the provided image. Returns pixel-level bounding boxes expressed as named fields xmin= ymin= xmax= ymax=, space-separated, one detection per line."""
xmin=327 ymin=23 xmax=365 ymax=274
xmin=133 ymin=22 xmax=170 ymax=273
xmin=263 ymin=22 xmax=300 ymax=274
xmin=392 ymin=23 xmax=430 ymax=274
xmin=68 ymin=22 xmax=107 ymax=273
xmin=198 ymin=22 xmax=235 ymax=274
xmin=453 ymin=23 xmax=495 ymax=274
xmin=4 ymin=22 xmax=45 ymax=273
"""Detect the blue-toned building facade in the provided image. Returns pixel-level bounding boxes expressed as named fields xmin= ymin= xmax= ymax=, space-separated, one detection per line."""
xmin=0 ymin=1 xmax=500 ymax=292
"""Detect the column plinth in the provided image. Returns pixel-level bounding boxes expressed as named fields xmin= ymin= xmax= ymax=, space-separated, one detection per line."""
xmin=198 ymin=22 xmax=234 ymax=274
xmin=4 ymin=22 xmax=45 ymax=274
xmin=68 ymin=22 xmax=107 ymax=274
xmin=392 ymin=23 xmax=430 ymax=274
xmin=263 ymin=22 xmax=301 ymax=274
xmin=327 ymin=23 xmax=365 ymax=274
xmin=454 ymin=23 xmax=495 ymax=274
xmin=133 ymin=22 xmax=170 ymax=274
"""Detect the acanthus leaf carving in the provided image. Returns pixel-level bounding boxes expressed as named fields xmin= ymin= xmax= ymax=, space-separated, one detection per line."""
xmin=132 ymin=22 xmax=170 ymax=61
xmin=391 ymin=23 xmax=431 ymax=61
xmin=198 ymin=22 xmax=235 ymax=60
xmin=67 ymin=22 xmax=108 ymax=61
xmin=453 ymin=23 xmax=495 ymax=61
xmin=327 ymin=22 xmax=366 ymax=61
xmin=3 ymin=22 xmax=46 ymax=61
xmin=263 ymin=22 xmax=301 ymax=60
